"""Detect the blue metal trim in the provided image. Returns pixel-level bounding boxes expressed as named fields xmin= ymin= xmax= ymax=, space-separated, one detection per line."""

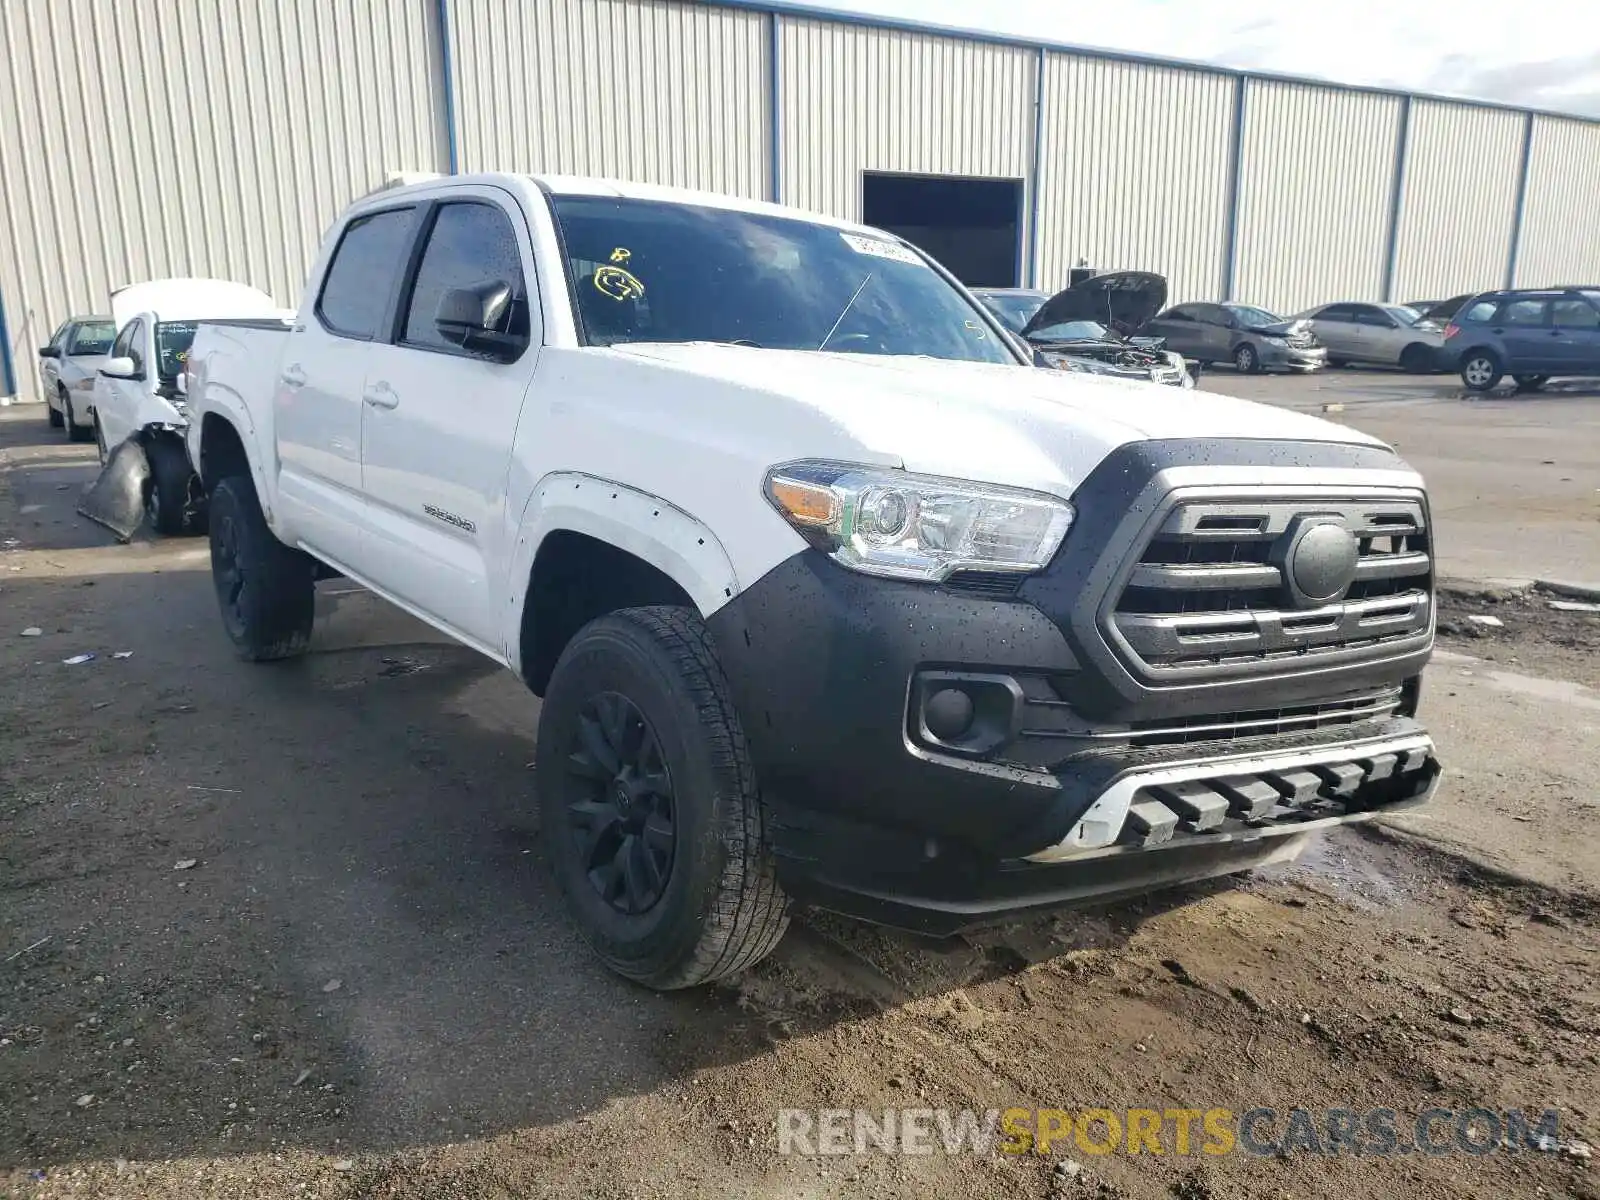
xmin=0 ymin=281 xmax=15 ymax=399
xmin=1505 ymin=111 xmax=1536 ymax=289
xmin=768 ymin=13 xmax=783 ymax=203
xmin=1220 ymin=75 xmax=1249 ymax=302
xmin=700 ymin=0 xmax=1600 ymax=127
xmin=1381 ymin=95 xmax=1413 ymax=303
xmin=436 ymin=0 xmax=460 ymax=174
xmin=1026 ymin=46 xmax=1044 ymax=288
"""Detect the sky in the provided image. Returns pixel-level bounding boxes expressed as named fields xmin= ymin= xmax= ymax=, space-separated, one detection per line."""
xmin=831 ymin=0 xmax=1600 ymax=117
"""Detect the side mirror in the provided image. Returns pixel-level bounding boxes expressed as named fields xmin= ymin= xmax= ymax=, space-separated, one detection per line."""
xmin=435 ymin=280 xmax=526 ymax=361
xmin=100 ymin=356 xmax=139 ymax=380
xmin=39 ymin=346 xmax=60 ymax=358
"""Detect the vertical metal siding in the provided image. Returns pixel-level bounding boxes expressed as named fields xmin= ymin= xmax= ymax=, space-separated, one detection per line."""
xmin=1233 ymin=81 xmax=1401 ymax=314
xmin=1390 ymin=101 xmax=1522 ymax=302
xmin=1515 ymin=116 xmax=1600 ymax=287
xmin=447 ymin=0 xmax=768 ymax=199
xmin=1037 ymin=55 xmax=1233 ymax=302
xmin=0 ymin=0 xmax=447 ymax=404
xmin=779 ymin=18 xmax=1035 ymax=223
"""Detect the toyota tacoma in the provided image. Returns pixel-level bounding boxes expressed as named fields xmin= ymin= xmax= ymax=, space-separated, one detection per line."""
xmin=183 ymin=174 xmax=1440 ymax=989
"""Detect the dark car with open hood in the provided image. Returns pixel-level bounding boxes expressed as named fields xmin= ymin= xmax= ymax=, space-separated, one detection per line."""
xmin=973 ymin=272 xmax=1194 ymax=387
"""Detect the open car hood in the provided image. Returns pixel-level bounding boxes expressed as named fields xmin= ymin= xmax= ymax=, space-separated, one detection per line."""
xmin=1022 ymin=271 xmax=1169 ymax=339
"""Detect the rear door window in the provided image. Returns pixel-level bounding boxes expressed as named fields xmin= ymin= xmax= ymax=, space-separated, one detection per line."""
xmin=316 ymin=207 xmax=419 ymax=339
xmin=1317 ymin=304 xmax=1358 ymax=323
xmin=1498 ymin=298 xmax=1550 ymax=326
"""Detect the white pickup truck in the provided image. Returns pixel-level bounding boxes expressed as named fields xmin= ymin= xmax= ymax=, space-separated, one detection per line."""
xmin=184 ymin=174 xmax=1441 ymax=989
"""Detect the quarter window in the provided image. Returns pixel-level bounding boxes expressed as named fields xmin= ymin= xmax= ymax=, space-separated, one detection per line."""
xmin=316 ymin=207 xmax=419 ymax=339
xmin=1459 ymin=299 xmax=1498 ymax=323
xmin=401 ymin=202 xmax=531 ymax=356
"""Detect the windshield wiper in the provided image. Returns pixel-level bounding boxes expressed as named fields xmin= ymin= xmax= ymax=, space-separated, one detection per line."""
xmin=818 ymin=272 xmax=873 ymax=350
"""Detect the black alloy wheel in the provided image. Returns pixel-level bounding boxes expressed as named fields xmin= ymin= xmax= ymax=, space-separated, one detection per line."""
xmin=566 ymin=691 xmax=677 ymax=915
xmin=211 ymin=502 xmax=249 ymax=642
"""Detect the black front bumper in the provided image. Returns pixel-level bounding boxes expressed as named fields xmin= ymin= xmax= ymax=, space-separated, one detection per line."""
xmin=704 ymin=439 xmax=1439 ymax=934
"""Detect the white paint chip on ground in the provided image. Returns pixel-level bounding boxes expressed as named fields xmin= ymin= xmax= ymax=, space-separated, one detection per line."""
xmin=20 ymin=627 xmax=41 ymax=637
xmin=322 ymin=979 xmax=342 ymax=993
xmin=173 ymin=859 xmax=198 ymax=871
xmin=62 ymin=653 xmax=96 ymax=664
xmin=1466 ymin=614 xmax=1504 ymax=627
xmin=1548 ymin=599 xmax=1600 ymax=614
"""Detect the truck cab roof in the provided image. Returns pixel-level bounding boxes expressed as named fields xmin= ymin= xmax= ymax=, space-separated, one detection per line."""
xmin=352 ymin=171 xmax=887 ymax=238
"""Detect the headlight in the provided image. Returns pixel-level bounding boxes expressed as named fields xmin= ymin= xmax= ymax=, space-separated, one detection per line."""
xmin=763 ymin=461 xmax=1074 ymax=582
xmin=1263 ymin=335 xmax=1287 ymax=346
xmin=1055 ymin=356 xmax=1120 ymax=376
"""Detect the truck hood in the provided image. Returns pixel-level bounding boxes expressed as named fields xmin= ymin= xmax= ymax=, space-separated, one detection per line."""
xmin=607 ymin=343 xmax=1387 ymax=498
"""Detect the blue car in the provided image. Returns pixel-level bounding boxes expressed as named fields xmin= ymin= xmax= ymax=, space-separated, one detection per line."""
xmin=1444 ymin=287 xmax=1600 ymax=392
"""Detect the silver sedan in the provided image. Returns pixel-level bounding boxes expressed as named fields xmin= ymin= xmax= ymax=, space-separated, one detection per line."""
xmin=1293 ymin=302 xmax=1445 ymax=372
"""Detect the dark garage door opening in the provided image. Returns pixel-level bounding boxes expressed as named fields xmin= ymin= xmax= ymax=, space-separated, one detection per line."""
xmin=861 ymin=172 xmax=1023 ymax=288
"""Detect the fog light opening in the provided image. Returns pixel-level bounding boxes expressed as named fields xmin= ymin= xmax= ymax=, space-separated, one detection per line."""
xmin=923 ymin=688 xmax=976 ymax=740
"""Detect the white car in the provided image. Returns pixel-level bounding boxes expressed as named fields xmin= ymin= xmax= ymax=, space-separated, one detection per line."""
xmin=94 ymin=278 xmax=288 ymax=533
xmin=184 ymin=173 xmax=1441 ymax=989
xmin=38 ymin=316 xmax=116 ymax=441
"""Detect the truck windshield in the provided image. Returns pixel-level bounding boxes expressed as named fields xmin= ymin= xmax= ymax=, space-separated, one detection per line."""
xmin=154 ymin=321 xmax=199 ymax=381
xmin=549 ymin=196 xmax=1016 ymax=365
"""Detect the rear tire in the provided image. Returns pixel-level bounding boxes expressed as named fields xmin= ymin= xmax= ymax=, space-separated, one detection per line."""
xmin=1513 ymin=374 xmax=1549 ymax=393
xmin=1460 ymin=351 xmax=1502 ymax=392
xmin=208 ymin=475 xmax=316 ymax=661
xmin=1233 ymin=343 xmax=1260 ymax=374
xmin=1399 ymin=343 xmax=1432 ymax=373
xmin=537 ymin=606 xmax=789 ymax=989
xmin=144 ymin=437 xmax=204 ymax=536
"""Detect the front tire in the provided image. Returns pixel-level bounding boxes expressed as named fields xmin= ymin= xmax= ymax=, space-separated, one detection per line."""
xmin=144 ymin=437 xmax=204 ymax=536
xmin=1233 ymin=343 xmax=1260 ymax=374
xmin=1399 ymin=343 xmax=1432 ymax=373
xmin=1460 ymin=351 xmax=1502 ymax=392
xmin=63 ymin=391 xmax=91 ymax=443
xmin=208 ymin=475 xmax=316 ymax=661
xmin=48 ymin=391 xmax=64 ymax=429
xmin=537 ymin=607 xmax=789 ymax=989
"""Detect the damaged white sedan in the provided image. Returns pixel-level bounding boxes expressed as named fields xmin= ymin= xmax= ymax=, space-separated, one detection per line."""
xmin=87 ymin=279 xmax=289 ymax=537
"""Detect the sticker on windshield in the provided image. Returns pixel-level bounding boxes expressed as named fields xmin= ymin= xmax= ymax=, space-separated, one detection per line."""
xmin=839 ymin=233 xmax=924 ymax=267
xmin=593 ymin=248 xmax=645 ymax=303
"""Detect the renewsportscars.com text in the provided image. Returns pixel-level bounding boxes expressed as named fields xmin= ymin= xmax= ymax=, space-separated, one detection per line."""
xmin=776 ymin=1106 xmax=1563 ymax=1158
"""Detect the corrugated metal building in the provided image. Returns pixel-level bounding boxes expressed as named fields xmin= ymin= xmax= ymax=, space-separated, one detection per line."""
xmin=3 ymin=0 xmax=1597 ymax=402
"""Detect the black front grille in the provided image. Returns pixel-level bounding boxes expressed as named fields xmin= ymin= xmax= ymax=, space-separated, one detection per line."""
xmin=1109 ymin=496 xmax=1432 ymax=677
xmin=996 ymin=675 xmax=1409 ymax=769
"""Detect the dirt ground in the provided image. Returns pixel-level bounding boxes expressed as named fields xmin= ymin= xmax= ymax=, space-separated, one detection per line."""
xmin=1 ymin=392 xmax=1597 ymax=1200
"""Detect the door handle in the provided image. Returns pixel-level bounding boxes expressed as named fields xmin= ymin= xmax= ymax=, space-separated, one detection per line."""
xmin=280 ymin=363 xmax=307 ymax=388
xmin=362 ymin=382 xmax=399 ymax=410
